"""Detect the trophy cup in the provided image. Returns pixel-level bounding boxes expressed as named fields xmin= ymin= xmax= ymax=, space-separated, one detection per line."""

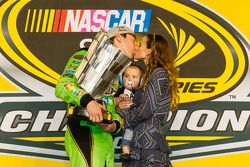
xmin=73 ymin=29 xmax=132 ymax=123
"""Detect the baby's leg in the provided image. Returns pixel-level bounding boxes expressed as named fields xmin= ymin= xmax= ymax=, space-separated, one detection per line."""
xmin=120 ymin=128 xmax=133 ymax=160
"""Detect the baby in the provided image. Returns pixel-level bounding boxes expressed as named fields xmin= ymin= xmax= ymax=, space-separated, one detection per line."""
xmin=114 ymin=62 xmax=144 ymax=160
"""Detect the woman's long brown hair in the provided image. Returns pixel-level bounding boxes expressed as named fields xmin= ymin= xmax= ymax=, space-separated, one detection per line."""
xmin=142 ymin=34 xmax=179 ymax=111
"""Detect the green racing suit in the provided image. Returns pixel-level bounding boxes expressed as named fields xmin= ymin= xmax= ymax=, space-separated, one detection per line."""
xmin=55 ymin=49 xmax=122 ymax=167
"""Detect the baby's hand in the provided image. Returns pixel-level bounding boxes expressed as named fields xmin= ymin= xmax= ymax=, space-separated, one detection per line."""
xmin=115 ymin=94 xmax=129 ymax=106
xmin=119 ymin=94 xmax=130 ymax=100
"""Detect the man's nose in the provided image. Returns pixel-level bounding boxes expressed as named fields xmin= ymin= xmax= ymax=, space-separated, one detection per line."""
xmin=135 ymin=45 xmax=138 ymax=49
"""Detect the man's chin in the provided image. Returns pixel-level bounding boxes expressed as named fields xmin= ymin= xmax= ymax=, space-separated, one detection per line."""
xmin=134 ymin=55 xmax=143 ymax=60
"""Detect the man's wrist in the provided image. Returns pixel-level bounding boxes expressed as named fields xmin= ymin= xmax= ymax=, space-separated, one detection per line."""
xmin=80 ymin=94 xmax=94 ymax=107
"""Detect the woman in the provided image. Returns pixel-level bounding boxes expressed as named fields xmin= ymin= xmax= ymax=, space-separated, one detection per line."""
xmin=123 ymin=34 xmax=179 ymax=167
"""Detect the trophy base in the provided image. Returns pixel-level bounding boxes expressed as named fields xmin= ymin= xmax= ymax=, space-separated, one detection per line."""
xmin=67 ymin=105 xmax=113 ymax=124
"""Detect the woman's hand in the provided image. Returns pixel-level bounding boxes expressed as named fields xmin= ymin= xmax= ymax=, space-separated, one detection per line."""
xmin=116 ymin=99 xmax=133 ymax=116
xmin=97 ymin=121 xmax=116 ymax=132
xmin=117 ymin=100 xmax=133 ymax=109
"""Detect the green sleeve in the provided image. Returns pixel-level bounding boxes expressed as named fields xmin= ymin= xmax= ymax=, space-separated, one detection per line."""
xmin=55 ymin=49 xmax=93 ymax=107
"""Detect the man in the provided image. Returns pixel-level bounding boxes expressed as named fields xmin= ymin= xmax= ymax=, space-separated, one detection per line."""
xmin=55 ymin=26 xmax=136 ymax=167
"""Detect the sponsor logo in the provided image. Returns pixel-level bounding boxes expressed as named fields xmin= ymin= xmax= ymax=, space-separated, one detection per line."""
xmin=148 ymin=1 xmax=248 ymax=104
xmin=24 ymin=9 xmax=151 ymax=32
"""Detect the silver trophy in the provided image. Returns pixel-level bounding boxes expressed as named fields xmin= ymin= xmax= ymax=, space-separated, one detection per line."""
xmin=73 ymin=29 xmax=132 ymax=123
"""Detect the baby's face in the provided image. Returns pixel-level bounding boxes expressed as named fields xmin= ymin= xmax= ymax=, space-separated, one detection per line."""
xmin=123 ymin=67 xmax=142 ymax=90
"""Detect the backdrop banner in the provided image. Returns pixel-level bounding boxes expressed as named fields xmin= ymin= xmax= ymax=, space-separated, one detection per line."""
xmin=0 ymin=0 xmax=249 ymax=167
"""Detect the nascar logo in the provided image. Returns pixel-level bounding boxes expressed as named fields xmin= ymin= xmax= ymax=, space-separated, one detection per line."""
xmin=24 ymin=9 xmax=151 ymax=32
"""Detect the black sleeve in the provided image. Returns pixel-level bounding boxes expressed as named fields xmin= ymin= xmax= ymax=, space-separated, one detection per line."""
xmin=80 ymin=94 xmax=95 ymax=108
xmin=114 ymin=86 xmax=125 ymax=97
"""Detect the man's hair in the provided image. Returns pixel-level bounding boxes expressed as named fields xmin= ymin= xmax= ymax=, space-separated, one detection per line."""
xmin=109 ymin=33 xmax=129 ymax=43
xmin=107 ymin=26 xmax=134 ymax=38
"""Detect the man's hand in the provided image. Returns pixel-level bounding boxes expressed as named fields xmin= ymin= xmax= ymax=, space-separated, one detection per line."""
xmin=86 ymin=100 xmax=106 ymax=122
xmin=97 ymin=122 xmax=117 ymax=132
